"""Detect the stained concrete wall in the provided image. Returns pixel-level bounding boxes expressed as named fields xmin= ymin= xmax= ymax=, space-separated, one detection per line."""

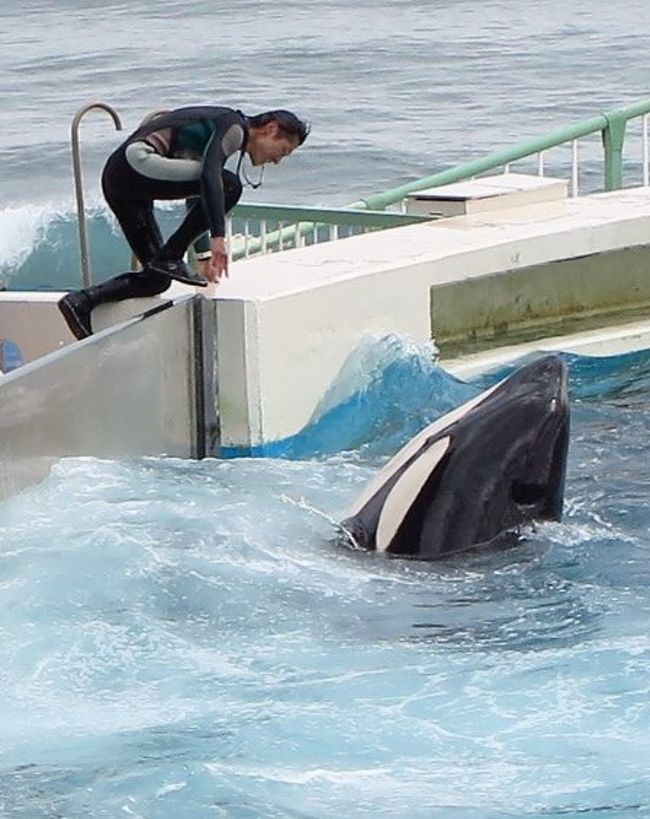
xmin=0 ymin=297 xmax=210 ymax=500
xmin=0 ymin=291 xmax=176 ymax=365
xmin=0 ymin=292 xmax=73 ymax=364
xmin=431 ymin=244 xmax=650 ymax=352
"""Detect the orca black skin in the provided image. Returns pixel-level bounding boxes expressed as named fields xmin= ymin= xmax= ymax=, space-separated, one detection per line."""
xmin=340 ymin=354 xmax=570 ymax=560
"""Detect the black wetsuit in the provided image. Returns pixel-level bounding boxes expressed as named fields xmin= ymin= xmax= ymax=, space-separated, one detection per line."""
xmin=85 ymin=106 xmax=247 ymax=304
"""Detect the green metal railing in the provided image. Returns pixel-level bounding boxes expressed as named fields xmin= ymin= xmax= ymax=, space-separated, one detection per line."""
xmin=229 ymin=98 xmax=650 ymax=260
xmin=350 ymin=98 xmax=650 ymax=211
xmin=227 ymin=203 xmax=430 ymax=261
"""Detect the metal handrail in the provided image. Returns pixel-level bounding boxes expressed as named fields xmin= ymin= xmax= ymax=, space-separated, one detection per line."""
xmin=226 ymin=100 xmax=650 ymax=258
xmin=231 ymin=202 xmax=430 ymax=226
xmin=71 ymin=102 xmax=122 ymax=286
xmin=227 ymin=204 xmax=430 ymax=261
xmin=350 ymin=98 xmax=650 ymax=211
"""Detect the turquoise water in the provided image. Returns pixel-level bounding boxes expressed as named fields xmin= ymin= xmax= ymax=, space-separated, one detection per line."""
xmin=2 ymin=344 xmax=650 ymax=817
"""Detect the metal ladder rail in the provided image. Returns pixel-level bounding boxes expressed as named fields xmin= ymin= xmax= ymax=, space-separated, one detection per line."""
xmin=71 ymin=102 xmax=123 ymax=287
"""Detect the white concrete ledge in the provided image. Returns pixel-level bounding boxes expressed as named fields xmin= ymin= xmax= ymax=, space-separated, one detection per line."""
xmin=215 ymin=187 xmax=650 ymax=301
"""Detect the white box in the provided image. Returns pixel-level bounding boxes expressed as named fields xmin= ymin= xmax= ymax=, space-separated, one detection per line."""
xmin=405 ymin=172 xmax=569 ymax=218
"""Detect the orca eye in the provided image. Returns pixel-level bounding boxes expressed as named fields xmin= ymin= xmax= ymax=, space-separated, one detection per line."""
xmin=511 ymin=480 xmax=547 ymax=506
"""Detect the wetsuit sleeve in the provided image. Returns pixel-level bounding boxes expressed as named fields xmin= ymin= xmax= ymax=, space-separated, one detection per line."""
xmin=185 ymin=197 xmax=211 ymax=259
xmin=200 ymin=114 xmax=246 ymax=238
xmin=192 ymin=231 xmax=211 ymax=258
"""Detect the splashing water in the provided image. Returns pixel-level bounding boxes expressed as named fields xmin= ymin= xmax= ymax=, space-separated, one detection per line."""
xmin=2 ymin=342 xmax=650 ymax=817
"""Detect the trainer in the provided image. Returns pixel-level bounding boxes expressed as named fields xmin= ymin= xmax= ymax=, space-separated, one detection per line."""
xmin=59 ymin=105 xmax=309 ymax=339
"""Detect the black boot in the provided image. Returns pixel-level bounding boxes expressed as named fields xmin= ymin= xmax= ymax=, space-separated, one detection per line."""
xmin=147 ymin=256 xmax=208 ymax=287
xmin=58 ymin=291 xmax=94 ymax=340
xmin=58 ymin=269 xmax=173 ymax=340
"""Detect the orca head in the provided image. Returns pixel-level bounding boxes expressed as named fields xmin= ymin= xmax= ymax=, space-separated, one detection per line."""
xmin=340 ymin=354 xmax=570 ymax=560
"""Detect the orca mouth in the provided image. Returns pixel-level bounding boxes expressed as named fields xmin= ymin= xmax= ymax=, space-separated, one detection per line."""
xmin=510 ymin=408 xmax=569 ymax=519
xmin=511 ymin=479 xmax=550 ymax=506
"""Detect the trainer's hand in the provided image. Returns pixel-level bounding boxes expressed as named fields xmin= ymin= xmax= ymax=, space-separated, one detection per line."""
xmin=197 ymin=258 xmax=211 ymax=279
xmin=208 ymin=237 xmax=229 ymax=282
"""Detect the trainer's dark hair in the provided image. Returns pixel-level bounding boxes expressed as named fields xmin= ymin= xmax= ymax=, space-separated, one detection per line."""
xmin=248 ymin=109 xmax=310 ymax=145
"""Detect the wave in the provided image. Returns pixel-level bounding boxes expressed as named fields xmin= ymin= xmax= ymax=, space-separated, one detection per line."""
xmin=0 ymin=199 xmax=185 ymax=291
xmin=238 ymin=334 xmax=478 ymax=461
xmin=236 ymin=341 xmax=650 ymax=461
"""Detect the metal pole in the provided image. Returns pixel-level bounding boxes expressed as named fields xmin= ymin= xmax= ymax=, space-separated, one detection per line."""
xmin=602 ymin=112 xmax=627 ymax=191
xmin=643 ymin=115 xmax=649 ymax=187
xmin=71 ymin=102 xmax=122 ymax=287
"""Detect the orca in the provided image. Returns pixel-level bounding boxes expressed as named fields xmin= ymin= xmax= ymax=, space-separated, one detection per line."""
xmin=340 ymin=354 xmax=570 ymax=560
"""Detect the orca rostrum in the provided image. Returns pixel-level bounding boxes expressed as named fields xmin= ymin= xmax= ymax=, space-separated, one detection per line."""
xmin=340 ymin=354 xmax=570 ymax=560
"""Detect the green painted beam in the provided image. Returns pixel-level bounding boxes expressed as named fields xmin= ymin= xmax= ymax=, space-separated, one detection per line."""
xmin=602 ymin=113 xmax=627 ymax=191
xmin=350 ymin=98 xmax=650 ymax=210
xmin=229 ymin=204 xmax=431 ymax=261
xmin=231 ymin=203 xmax=430 ymax=227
